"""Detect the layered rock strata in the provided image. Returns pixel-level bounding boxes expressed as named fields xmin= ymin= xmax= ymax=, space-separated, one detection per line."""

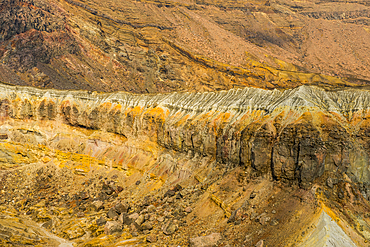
xmin=1 ymin=83 xmax=370 ymax=187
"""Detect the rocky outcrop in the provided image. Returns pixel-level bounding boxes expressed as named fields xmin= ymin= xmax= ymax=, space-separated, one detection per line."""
xmin=0 ymin=0 xmax=65 ymax=42
xmin=2 ymin=83 xmax=370 ymax=187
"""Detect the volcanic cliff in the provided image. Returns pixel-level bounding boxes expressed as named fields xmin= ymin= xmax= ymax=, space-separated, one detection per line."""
xmin=0 ymin=83 xmax=369 ymax=246
xmin=1 ymin=0 xmax=370 ymax=246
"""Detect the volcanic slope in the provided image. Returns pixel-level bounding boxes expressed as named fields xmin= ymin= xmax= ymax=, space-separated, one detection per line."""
xmin=1 ymin=0 xmax=370 ymax=92
xmin=0 ymin=83 xmax=369 ymax=246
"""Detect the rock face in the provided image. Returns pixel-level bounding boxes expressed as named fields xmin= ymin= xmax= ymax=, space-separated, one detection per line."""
xmin=1 ymin=82 xmax=370 ymax=188
xmin=0 ymin=82 xmax=369 ymax=246
xmin=1 ymin=0 xmax=370 ymax=92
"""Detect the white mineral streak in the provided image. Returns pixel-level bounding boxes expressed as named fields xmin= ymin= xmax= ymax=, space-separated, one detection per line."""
xmin=298 ymin=211 xmax=357 ymax=247
xmin=0 ymin=84 xmax=369 ymax=115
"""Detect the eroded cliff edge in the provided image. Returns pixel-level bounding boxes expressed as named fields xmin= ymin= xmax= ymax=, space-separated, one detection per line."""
xmin=1 ymin=82 xmax=370 ymax=189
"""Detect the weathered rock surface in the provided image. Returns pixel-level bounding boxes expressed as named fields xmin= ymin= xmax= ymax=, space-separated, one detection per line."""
xmin=162 ymin=221 xmax=178 ymax=235
xmin=298 ymin=211 xmax=357 ymax=247
xmin=146 ymin=234 xmax=157 ymax=243
xmin=0 ymin=209 xmax=73 ymax=246
xmin=190 ymin=233 xmax=222 ymax=247
xmin=0 ymin=108 xmax=366 ymax=246
xmin=0 ymin=82 xmax=369 ymax=246
xmin=1 ymin=83 xmax=370 ymax=186
xmin=104 ymin=221 xmax=122 ymax=235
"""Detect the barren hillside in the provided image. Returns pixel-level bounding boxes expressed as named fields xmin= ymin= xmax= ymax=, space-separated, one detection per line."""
xmin=1 ymin=0 xmax=370 ymax=93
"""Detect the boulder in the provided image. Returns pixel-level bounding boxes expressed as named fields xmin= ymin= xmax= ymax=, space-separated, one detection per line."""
xmin=141 ymin=222 xmax=153 ymax=231
xmin=118 ymin=213 xmax=132 ymax=225
xmin=96 ymin=216 xmax=107 ymax=226
xmin=0 ymin=134 xmax=8 ymax=139
xmin=135 ymin=215 xmax=145 ymax=226
xmin=101 ymin=184 xmax=114 ymax=195
xmin=256 ymin=239 xmax=264 ymax=247
xmin=185 ymin=207 xmax=192 ymax=213
xmin=146 ymin=234 xmax=157 ymax=243
xmin=114 ymin=202 xmax=129 ymax=214
xmin=107 ymin=208 xmax=119 ymax=219
xmin=129 ymin=213 xmax=139 ymax=220
xmin=162 ymin=221 xmax=178 ymax=235
xmin=91 ymin=200 xmax=104 ymax=211
xmin=190 ymin=233 xmax=222 ymax=247
xmin=104 ymin=221 xmax=122 ymax=235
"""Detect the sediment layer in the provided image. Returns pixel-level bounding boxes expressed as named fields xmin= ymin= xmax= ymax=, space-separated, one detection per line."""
xmin=2 ymin=83 xmax=370 ymax=188
xmin=2 ymin=0 xmax=370 ymax=92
